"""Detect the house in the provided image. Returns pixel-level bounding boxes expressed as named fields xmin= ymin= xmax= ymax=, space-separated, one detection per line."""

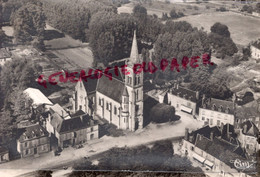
xmin=0 ymin=48 xmax=12 ymax=66
xmin=236 ymin=100 xmax=260 ymax=130
xmin=166 ymin=83 xmax=200 ymax=115
xmin=17 ymin=123 xmax=50 ymax=158
xmin=72 ymin=31 xmax=144 ymax=131
xmin=198 ymin=97 xmax=235 ymax=127
xmin=238 ymin=120 xmax=259 ymax=156
xmin=250 ymin=40 xmax=260 ymax=62
xmin=0 ymin=146 xmax=9 ymax=163
xmin=46 ymin=107 xmax=99 ymax=148
xmin=182 ymin=124 xmax=253 ymax=175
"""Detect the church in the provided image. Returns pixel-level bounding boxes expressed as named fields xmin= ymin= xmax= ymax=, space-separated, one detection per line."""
xmin=71 ymin=31 xmax=144 ymax=131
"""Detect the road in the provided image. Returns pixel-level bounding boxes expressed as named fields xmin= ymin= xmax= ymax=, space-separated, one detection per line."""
xmin=0 ymin=111 xmax=203 ymax=177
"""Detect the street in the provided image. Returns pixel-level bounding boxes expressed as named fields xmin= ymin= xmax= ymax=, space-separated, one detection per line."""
xmin=0 ymin=111 xmax=203 ymax=177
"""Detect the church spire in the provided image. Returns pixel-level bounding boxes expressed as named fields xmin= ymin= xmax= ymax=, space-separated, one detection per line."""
xmin=129 ymin=30 xmax=139 ymax=65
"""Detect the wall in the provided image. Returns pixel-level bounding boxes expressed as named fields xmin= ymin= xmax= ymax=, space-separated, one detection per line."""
xmin=182 ymin=139 xmax=239 ymax=174
xmin=198 ymin=108 xmax=235 ymax=126
xmin=58 ymin=125 xmax=99 ymax=148
xmin=18 ymin=136 xmax=50 ymax=158
xmin=251 ymin=45 xmax=260 ymax=61
xmin=167 ymin=93 xmax=197 ymax=115
xmin=96 ymin=92 xmax=122 ymax=128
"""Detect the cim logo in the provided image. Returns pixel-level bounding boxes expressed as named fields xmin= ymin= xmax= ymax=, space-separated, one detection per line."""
xmin=230 ymin=159 xmax=256 ymax=170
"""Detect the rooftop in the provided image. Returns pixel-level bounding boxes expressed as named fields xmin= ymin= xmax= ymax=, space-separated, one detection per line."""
xmin=202 ymin=98 xmax=234 ymax=114
xmin=241 ymin=120 xmax=259 ymax=137
xmin=49 ymin=104 xmax=71 ymax=119
xmin=23 ymin=88 xmax=53 ymax=107
xmin=169 ymin=84 xmax=198 ymax=102
xmin=50 ymin=110 xmax=97 ymax=134
xmin=18 ymin=124 xmax=49 ymax=142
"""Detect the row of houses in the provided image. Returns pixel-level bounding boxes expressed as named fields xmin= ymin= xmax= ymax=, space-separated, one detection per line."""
xmin=0 ymin=87 xmax=100 ymax=160
xmin=159 ymin=82 xmax=260 ymax=157
xmin=182 ymin=122 xmax=257 ymax=176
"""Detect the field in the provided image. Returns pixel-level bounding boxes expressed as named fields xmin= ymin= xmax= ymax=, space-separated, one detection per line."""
xmin=44 ymin=24 xmax=93 ymax=69
xmin=175 ymin=11 xmax=260 ymax=46
xmin=118 ymin=1 xmax=218 ymax=18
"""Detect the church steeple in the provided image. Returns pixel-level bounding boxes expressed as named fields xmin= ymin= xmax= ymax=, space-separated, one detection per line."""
xmin=129 ymin=30 xmax=139 ymax=65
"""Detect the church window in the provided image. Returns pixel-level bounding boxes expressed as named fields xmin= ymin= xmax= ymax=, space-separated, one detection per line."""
xmin=136 ymin=90 xmax=139 ymax=101
xmin=124 ymin=118 xmax=125 ymax=123
xmin=99 ymin=98 xmax=101 ymax=106
xmin=114 ymin=106 xmax=117 ymax=115
xmin=106 ymin=102 xmax=109 ymax=110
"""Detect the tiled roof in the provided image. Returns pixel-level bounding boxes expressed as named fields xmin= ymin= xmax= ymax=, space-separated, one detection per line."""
xmin=49 ymin=104 xmax=71 ymax=119
xmin=252 ymin=40 xmax=260 ymax=49
xmin=23 ymin=88 xmax=53 ymax=107
xmin=50 ymin=110 xmax=96 ymax=134
xmin=18 ymin=124 xmax=49 ymax=142
xmin=202 ymin=98 xmax=234 ymax=114
xmin=96 ymin=76 xmax=125 ymax=103
xmin=169 ymin=85 xmax=198 ymax=102
xmin=241 ymin=120 xmax=259 ymax=137
xmin=82 ymin=76 xmax=98 ymax=94
xmin=188 ymin=124 xmax=237 ymax=143
xmin=195 ymin=135 xmax=247 ymax=169
xmin=188 ymin=125 xmax=221 ymax=144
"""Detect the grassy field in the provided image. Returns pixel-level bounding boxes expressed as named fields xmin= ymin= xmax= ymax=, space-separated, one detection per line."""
xmin=44 ymin=24 xmax=93 ymax=69
xmin=118 ymin=1 xmax=218 ymax=18
xmin=175 ymin=11 xmax=260 ymax=46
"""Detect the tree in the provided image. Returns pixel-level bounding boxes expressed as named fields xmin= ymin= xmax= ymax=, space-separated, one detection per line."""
xmin=88 ymin=13 xmax=135 ymax=65
xmin=150 ymin=103 xmax=179 ymax=123
xmin=170 ymin=9 xmax=178 ymax=19
xmin=133 ymin=4 xmax=147 ymax=16
xmin=209 ymin=32 xmax=237 ymax=58
xmin=11 ymin=2 xmax=46 ymax=44
xmin=0 ymin=29 xmax=7 ymax=48
xmin=256 ymin=3 xmax=260 ymax=13
xmin=210 ymin=22 xmax=230 ymax=38
xmin=35 ymin=171 xmax=53 ymax=177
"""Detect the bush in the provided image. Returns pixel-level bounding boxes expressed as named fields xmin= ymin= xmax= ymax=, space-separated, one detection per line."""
xmin=150 ymin=103 xmax=180 ymax=123
xmin=186 ymin=5 xmax=192 ymax=9
xmin=216 ymin=7 xmax=227 ymax=12
xmin=194 ymin=6 xmax=199 ymax=10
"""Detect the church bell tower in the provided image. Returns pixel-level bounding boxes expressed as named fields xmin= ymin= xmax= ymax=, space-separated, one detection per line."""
xmin=125 ymin=30 xmax=144 ymax=131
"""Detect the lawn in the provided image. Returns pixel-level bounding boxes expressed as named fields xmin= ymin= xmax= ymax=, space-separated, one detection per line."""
xmin=175 ymin=11 xmax=260 ymax=46
xmin=44 ymin=24 xmax=94 ymax=69
xmin=118 ymin=1 xmax=218 ymax=18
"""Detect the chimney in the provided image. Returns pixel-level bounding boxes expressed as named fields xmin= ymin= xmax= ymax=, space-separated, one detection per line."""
xmin=196 ymin=91 xmax=199 ymax=100
xmin=210 ymin=131 xmax=214 ymax=141
xmin=176 ymin=83 xmax=179 ymax=89
xmin=80 ymin=115 xmax=83 ymax=122
xmin=227 ymin=124 xmax=230 ymax=139
xmin=174 ymin=82 xmax=177 ymax=89
xmin=61 ymin=110 xmax=64 ymax=118
xmin=185 ymin=128 xmax=189 ymax=140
